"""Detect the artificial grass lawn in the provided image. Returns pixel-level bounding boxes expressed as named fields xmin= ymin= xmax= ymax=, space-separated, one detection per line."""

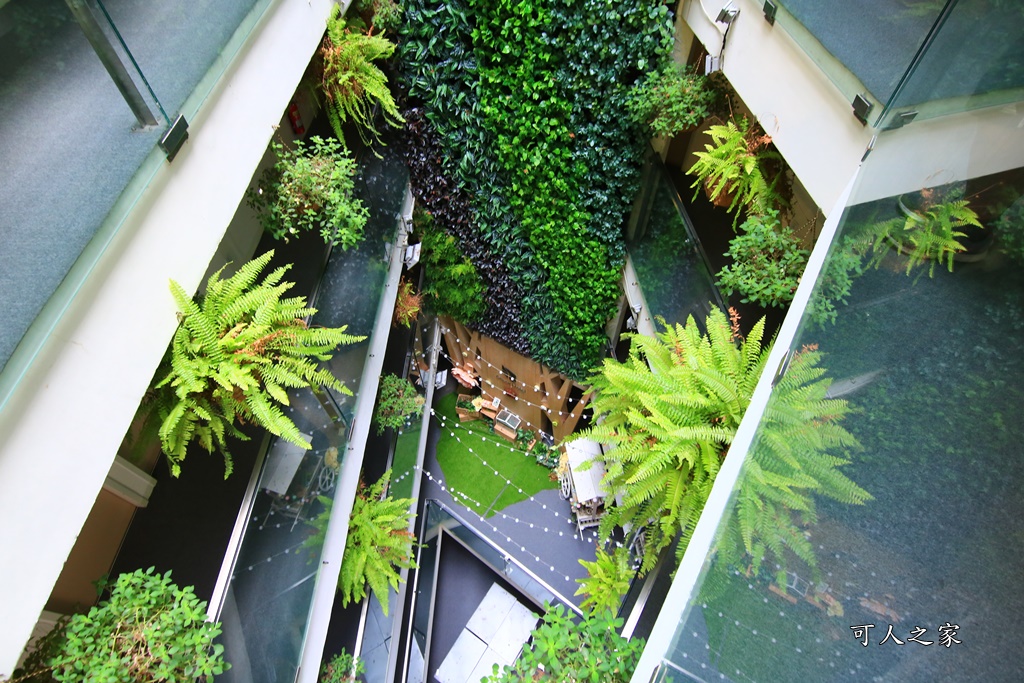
xmin=434 ymin=392 xmax=556 ymax=516
xmin=389 ymin=423 xmax=421 ymax=501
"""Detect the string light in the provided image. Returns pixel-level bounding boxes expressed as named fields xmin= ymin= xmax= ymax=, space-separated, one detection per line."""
xmin=417 ymin=467 xmax=601 ymax=582
xmin=411 ymin=347 xmax=594 ymax=422
xmin=427 ymin=413 xmax=629 ymax=556
xmin=435 ymin=339 xmax=592 ymax=403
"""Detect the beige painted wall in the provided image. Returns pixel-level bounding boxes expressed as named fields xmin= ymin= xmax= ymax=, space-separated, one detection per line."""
xmin=45 ymin=490 xmax=136 ymax=615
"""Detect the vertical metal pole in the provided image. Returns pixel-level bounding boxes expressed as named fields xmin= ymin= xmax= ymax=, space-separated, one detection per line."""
xmin=63 ymin=0 xmax=158 ymax=127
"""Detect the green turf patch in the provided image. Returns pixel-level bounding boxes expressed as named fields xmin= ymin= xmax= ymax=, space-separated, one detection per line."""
xmin=433 ymin=393 xmax=556 ymax=516
xmin=389 ymin=423 xmax=421 ymax=501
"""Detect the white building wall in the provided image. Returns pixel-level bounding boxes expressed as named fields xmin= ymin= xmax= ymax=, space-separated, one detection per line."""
xmin=0 ymin=0 xmax=336 ymax=674
xmin=682 ymin=0 xmax=872 ymax=214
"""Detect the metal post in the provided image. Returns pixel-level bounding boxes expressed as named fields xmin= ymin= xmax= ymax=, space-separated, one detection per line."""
xmin=64 ymin=0 xmax=158 ymax=128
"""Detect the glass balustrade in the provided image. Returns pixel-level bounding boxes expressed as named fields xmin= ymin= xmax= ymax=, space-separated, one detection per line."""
xmin=0 ymin=0 xmax=272 ymax=396
xmin=626 ymin=155 xmax=723 ymax=328
xmin=212 ymin=152 xmax=408 ymax=683
xmin=643 ymin=2 xmax=1024 ymax=681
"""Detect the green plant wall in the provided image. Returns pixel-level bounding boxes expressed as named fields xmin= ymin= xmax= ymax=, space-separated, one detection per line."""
xmin=400 ymin=0 xmax=673 ymax=378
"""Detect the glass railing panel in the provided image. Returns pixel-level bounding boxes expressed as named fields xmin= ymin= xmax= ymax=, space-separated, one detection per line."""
xmin=214 ymin=152 xmax=408 ymax=683
xmin=657 ymin=171 xmax=1024 ymax=683
xmin=626 ymin=158 xmax=722 ymax=327
xmin=0 ymin=0 xmax=273 ymax=397
xmin=0 ymin=0 xmax=167 ymax=371
xmin=877 ymin=0 xmax=1024 ymax=126
xmin=761 ymin=0 xmax=1024 ymax=127
xmin=767 ymin=0 xmax=939 ymax=108
xmin=95 ymin=0 xmax=265 ymax=122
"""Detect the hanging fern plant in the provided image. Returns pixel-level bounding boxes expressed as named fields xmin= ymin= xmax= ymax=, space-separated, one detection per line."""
xmin=153 ymin=251 xmax=364 ymax=477
xmin=687 ymin=117 xmax=785 ymax=227
xmin=302 ymin=471 xmax=418 ymax=616
xmin=321 ymin=7 xmax=404 ymax=147
xmin=580 ymin=307 xmax=869 ymax=575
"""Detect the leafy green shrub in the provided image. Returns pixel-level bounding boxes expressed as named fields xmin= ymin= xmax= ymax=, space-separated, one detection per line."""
xmin=627 ymin=62 xmax=715 ymax=138
xmin=247 ymin=136 xmax=368 ymax=249
xmin=716 ymin=210 xmax=809 ymax=308
xmin=351 ymin=0 xmax=402 ymax=34
xmin=49 ymin=569 xmax=227 ymax=682
xmin=319 ymin=648 xmax=364 ymax=683
xmin=374 ymin=374 xmax=425 ymax=434
xmin=484 ymin=605 xmax=643 ymax=683
xmin=807 ymin=236 xmax=866 ymax=328
xmin=154 ymin=251 xmax=363 ymax=477
xmin=995 ymin=196 xmax=1024 ymax=263
xmin=321 ymin=8 xmax=404 ymax=146
xmin=416 ymin=209 xmax=488 ymax=322
xmin=575 ymin=546 xmax=634 ymax=615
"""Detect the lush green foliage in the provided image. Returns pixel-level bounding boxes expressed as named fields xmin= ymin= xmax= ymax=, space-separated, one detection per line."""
xmin=40 ymin=569 xmax=227 ymax=683
xmin=416 ymin=209 xmax=488 ymax=322
xmin=626 ymin=62 xmax=715 ymax=138
xmin=247 ymin=136 xmax=368 ymax=249
xmin=717 ymin=210 xmax=809 ymax=307
xmin=575 ymin=546 xmax=634 ymax=615
xmin=319 ymin=649 xmax=364 ymax=683
xmin=154 ymin=251 xmax=363 ymax=477
xmin=484 ymin=605 xmax=643 ymax=683
xmin=399 ymin=0 xmax=673 ymax=378
xmin=374 ymin=374 xmax=425 ymax=434
xmin=869 ymin=196 xmax=982 ymax=277
xmin=687 ymin=117 xmax=784 ymax=226
xmin=322 ymin=8 xmax=404 ymax=146
xmin=303 ymin=472 xmax=417 ymax=616
xmin=581 ymin=308 xmax=869 ymax=575
xmin=340 ymin=472 xmax=417 ymax=615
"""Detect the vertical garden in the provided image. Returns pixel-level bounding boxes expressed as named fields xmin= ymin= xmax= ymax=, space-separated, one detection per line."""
xmin=398 ymin=0 xmax=674 ymax=378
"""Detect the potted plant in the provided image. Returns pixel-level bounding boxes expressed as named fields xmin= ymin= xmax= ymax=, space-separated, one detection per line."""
xmin=626 ymin=62 xmax=715 ymax=139
xmin=716 ymin=209 xmax=809 ymax=308
xmin=686 ymin=116 xmax=785 ymax=226
xmin=456 ymin=393 xmax=481 ymax=421
xmin=869 ymin=189 xmax=983 ymax=277
xmin=247 ymin=136 xmax=369 ymax=249
xmin=18 ymin=568 xmax=230 ymax=682
xmin=153 ymin=251 xmax=364 ymax=477
xmin=374 ymin=374 xmax=425 ymax=434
